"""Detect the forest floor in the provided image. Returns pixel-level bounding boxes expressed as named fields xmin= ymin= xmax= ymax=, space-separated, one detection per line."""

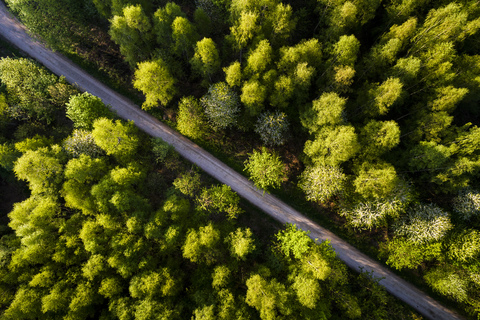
xmin=0 ymin=2 xmax=465 ymax=319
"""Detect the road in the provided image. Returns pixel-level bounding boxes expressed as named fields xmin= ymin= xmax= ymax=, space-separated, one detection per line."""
xmin=0 ymin=3 xmax=464 ymax=319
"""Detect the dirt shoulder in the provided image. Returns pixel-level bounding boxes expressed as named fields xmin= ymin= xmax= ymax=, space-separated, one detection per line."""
xmin=0 ymin=2 xmax=464 ymax=319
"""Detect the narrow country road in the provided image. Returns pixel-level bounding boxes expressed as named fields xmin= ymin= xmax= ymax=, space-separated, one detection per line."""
xmin=0 ymin=3 xmax=464 ymax=319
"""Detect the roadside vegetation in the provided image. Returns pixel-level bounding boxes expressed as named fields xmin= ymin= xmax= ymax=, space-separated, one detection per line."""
xmin=2 ymin=0 xmax=480 ymax=318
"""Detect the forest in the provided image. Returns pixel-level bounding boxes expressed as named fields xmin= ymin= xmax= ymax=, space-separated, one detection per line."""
xmin=0 ymin=0 xmax=480 ymax=318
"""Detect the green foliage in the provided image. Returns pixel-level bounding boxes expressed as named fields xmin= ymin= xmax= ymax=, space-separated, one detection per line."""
xmin=446 ymin=229 xmax=480 ymax=263
xmin=424 ymin=266 xmax=469 ymax=303
xmin=133 ymin=59 xmax=177 ymax=109
xmin=254 ymin=111 xmax=289 ymax=146
xmin=176 ymin=96 xmax=208 ymax=140
xmin=333 ymin=35 xmax=361 ymax=66
xmin=302 ymin=92 xmax=347 ymax=134
xmin=245 ymin=40 xmax=272 ymax=76
xmin=0 ymin=58 xmax=59 ymax=123
xmin=304 ymin=125 xmax=359 ymax=166
xmin=13 ymin=146 xmax=64 ymax=195
xmin=366 ymin=77 xmax=404 ymax=117
xmin=63 ymin=129 xmax=104 ymax=158
xmin=190 ymin=38 xmax=221 ymax=82
xmin=0 ymin=143 xmax=21 ymax=171
xmin=275 ymin=224 xmax=311 ymax=259
xmin=151 ymin=137 xmax=172 ymax=163
xmin=394 ymin=203 xmax=453 ymax=244
xmin=183 ymin=223 xmax=221 ymax=265
xmin=173 ymin=171 xmax=202 ymax=198
xmin=452 ymin=188 xmax=480 ymax=220
xmin=298 ymin=165 xmax=346 ymax=203
xmin=245 ymin=274 xmax=291 ymax=320
xmin=153 ymin=2 xmax=186 ymax=46
xmin=196 ymin=184 xmax=243 ymax=219
xmin=91 ymin=118 xmax=140 ymax=162
xmin=240 ymin=80 xmax=266 ymax=116
xmin=359 ymin=120 xmax=400 ymax=159
xmin=223 ymin=61 xmax=242 ymax=87
xmin=244 ymin=147 xmax=287 ymax=191
xmin=109 ymin=4 xmax=153 ymax=67
xmin=171 ymin=16 xmax=199 ymax=58
xmin=226 ymin=228 xmax=256 ymax=260
xmin=201 ymin=82 xmax=240 ymax=130
xmin=66 ymin=92 xmax=113 ymax=130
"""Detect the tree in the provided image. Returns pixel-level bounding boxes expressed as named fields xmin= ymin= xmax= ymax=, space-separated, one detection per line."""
xmin=201 ymin=82 xmax=240 ymax=130
xmin=244 ymin=148 xmax=287 ymax=191
xmin=452 ymin=188 xmax=480 ymax=221
xmin=302 ymin=92 xmax=347 ymax=134
xmin=223 ymin=61 xmax=243 ymax=87
xmin=245 ymin=40 xmax=273 ymax=76
xmin=381 ymin=237 xmax=440 ymax=270
xmin=446 ymin=229 xmax=480 ymax=263
xmin=66 ymin=93 xmax=113 ymax=130
xmin=173 ymin=171 xmax=202 ymax=198
xmin=133 ymin=59 xmax=177 ymax=110
xmin=196 ymin=184 xmax=243 ymax=219
xmin=91 ymin=118 xmax=140 ymax=162
xmin=109 ymin=4 xmax=153 ymax=67
xmin=171 ymin=16 xmax=199 ymax=58
xmin=240 ymin=80 xmax=267 ymax=116
xmin=182 ymin=223 xmax=221 ymax=265
xmin=0 ymin=57 xmax=58 ymax=123
xmin=366 ymin=77 xmax=404 ymax=117
xmin=424 ymin=267 xmax=469 ymax=303
xmin=298 ymin=165 xmax=346 ymax=203
xmin=226 ymin=228 xmax=256 ymax=260
xmin=304 ymin=125 xmax=359 ymax=166
xmin=190 ymin=38 xmax=221 ymax=82
xmin=254 ymin=111 xmax=289 ymax=146
xmin=359 ymin=120 xmax=400 ymax=160
xmin=333 ymin=35 xmax=361 ymax=66
xmin=245 ymin=274 xmax=291 ymax=320
xmin=394 ymin=203 xmax=453 ymax=244
xmin=275 ymin=223 xmax=311 ymax=260
xmin=229 ymin=11 xmax=260 ymax=53
xmin=176 ymin=96 xmax=208 ymax=140
xmin=153 ymin=2 xmax=186 ymax=46
xmin=13 ymin=146 xmax=64 ymax=195
xmin=63 ymin=129 xmax=104 ymax=158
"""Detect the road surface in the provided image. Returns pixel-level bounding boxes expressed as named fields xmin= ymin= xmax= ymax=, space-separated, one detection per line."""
xmin=0 ymin=2 xmax=464 ymax=319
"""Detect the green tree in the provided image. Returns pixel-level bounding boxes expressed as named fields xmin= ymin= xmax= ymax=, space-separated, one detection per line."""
xmin=91 ymin=118 xmax=140 ymax=163
xmin=424 ymin=267 xmax=469 ymax=303
xmin=201 ymin=82 xmax=240 ymax=130
xmin=223 ymin=61 xmax=243 ymax=87
xmin=13 ymin=146 xmax=64 ymax=195
xmin=153 ymin=2 xmax=186 ymax=47
xmin=254 ymin=111 xmax=289 ymax=146
xmin=245 ymin=40 xmax=273 ymax=76
xmin=0 ymin=58 xmax=58 ymax=123
xmin=109 ymin=4 xmax=153 ymax=67
xmin=133 ymin=59 xmax=177 ymax=109
xmin=366 ymin=77 xmax=404 ymax=117
xmin=302 ymin=92 xmax=347 ymax=134
xmin=240 ymin=80 xmax=267 ymax=116
xmin=298 ymin=165 xmax=346 ymax=203
xmin=353 ymin=162 xmax=399 ymax=200
xmin=245 ymin=274 xmax=291 ymax=320
xmin=63 ymin=130 xmax=104 ymax=158
xmin=304 ymin=125 xmax=359 ymax=166
xmin=182 ymin=223 xmax=221 ymax=265
xmin=452 ymin=188 xmax=480 ymax=221
xmin=190 ymin=38 xmax=221 ymax=82
xmin=66 ymin=93 xmax=113 ymax=130
xmin=394 ymin=203 xmax=453 ymax=244
xmin=171 ymin=16 xmax=199 ymax=58
xmin=244 ymin=147 xmax=287 ymax=191
xmin=333 ymin=35 xmax=361 ymax=66
xmin=228 ymin=11 xmax=260 ymax=53
xmin=196 ymin=184 xmax=243 ymax=219
xmin=176 ymin=96 xmax=208 ymax=140
xmin=358 ymin=120 xmax=400 ymax=160
xmin=226 ymin=228 xmax=256 ymax=260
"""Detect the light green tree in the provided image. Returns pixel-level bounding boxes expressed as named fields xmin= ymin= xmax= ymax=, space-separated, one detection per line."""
xmin=109 ymin=5 xmax=153 ymax=67
xmin=298 ymin=165 xmax=346 ymax=203
xmin=241 ymin=80 xmax=267 ymax=116
xmin=244 ymin=148 xmax=287 ymax=191
xmin=133 ymin=59 xmax=177 ymax=109
xmin=66 ymin=93 xmax=113 ymax=130
xmin=171 ymin=16 xmax=199 ymax=58
xmin=190 ymin=38 xmax=221 ymax=82
xmin=91 ymin=118 xmax=140 ymax=163
xmin=254 ymin=111 xmax=289 ymax=146
xmin=201 ymin=82 xmax=240 ymax=130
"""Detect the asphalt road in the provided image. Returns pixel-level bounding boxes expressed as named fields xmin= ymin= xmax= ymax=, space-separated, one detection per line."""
xmin=0 ymin=2 xmax=464 ymax=319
